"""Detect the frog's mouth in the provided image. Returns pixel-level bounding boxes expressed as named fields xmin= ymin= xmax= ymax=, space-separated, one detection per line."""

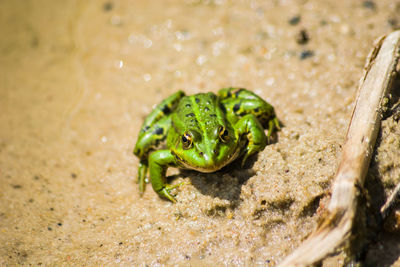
xmin=171 ymin=146 xmax=242 ymax=173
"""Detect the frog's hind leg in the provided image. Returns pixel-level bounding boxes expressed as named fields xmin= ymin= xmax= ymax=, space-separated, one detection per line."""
xmin=218 ymin=87 xmax=280 ymax=140
xmin=134 ymin=116 xmax=172 ymax=194
xmin=218 ymin=87 xmax=260 ymax=101
xmin=134 ymin=91 xmax=184 ymax=195
xmin=138 ymin=90 xmax=185 ymax=135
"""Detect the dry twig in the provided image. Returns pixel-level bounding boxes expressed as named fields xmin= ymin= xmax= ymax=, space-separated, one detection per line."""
xmin=278 ymin=30 xmax=400 ymax=266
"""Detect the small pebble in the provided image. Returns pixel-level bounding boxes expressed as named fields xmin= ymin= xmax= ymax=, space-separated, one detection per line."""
xmin=362 ymin=0 xmax=376 ymax=9
xmin=103 ymin=2 xmax=113 ymax=11
xmin=71 ymin=173 xmax=77 ymax=179
xmin=288 ymin=15 xmax=301 ymax=25
xmin=388 ymin=18 xmax=398 ymax=28
xmin=296 ymin=29 xmax=310 ymax=45
xmin=300 ymin=50 xmax=314 ymax=60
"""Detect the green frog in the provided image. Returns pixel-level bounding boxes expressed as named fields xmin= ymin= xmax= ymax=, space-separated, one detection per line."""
xmin=133 ymin=88 xmax=280 ymax=202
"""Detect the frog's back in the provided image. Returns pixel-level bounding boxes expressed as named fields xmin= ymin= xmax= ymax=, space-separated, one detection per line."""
xmin=171 ymin=92 xmax=228 ymax=138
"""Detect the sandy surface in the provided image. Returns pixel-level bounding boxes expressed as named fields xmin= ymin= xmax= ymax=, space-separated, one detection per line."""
xmin=0 ymin=0 xmax=399 ymax=266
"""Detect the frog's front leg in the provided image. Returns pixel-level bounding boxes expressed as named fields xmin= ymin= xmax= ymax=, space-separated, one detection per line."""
xmin=139 ymin=90 xmax=185 ymax=134
xmin=218 ymin=87 xmax=280 ymax=141
xmin=134 ymin=116 xmax=171 ymax=194
xmin=134 ymin=91 xmax=185 ymax=195
xmin=149 ymin=150 xmax=180 ymax=202
xmin=235 ymin=114 xmax=267 ymax=166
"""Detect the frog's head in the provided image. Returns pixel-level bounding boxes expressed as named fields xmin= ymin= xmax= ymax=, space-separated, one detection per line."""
xmin=172 ymin=125 xmax=240 ymax=172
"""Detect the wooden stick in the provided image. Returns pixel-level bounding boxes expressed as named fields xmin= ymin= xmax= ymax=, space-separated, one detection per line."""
xmin=278 ymin=30 xmax=400 ymax=267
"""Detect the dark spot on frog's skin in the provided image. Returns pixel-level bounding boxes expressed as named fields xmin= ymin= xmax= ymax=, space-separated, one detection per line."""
xmin=185 ymin=103 xmax=191 ymax=108
xmin=190 ymin=119 xmax=197 ymax=123
xmin=210 ymin=114 xmax=217 ymax=117
xmin=154 ymin=128 xmax=164 ymax=135
xmin=161 ymin=105 xmax=171 ymax=114
xmin=199 ymin=152 xmax=204 ymax=157
xmin=154 ymin=138 xmax=165 ymax=147
xmin=135 ymin=148 xmax=141 ymax=155
xmin=219 ymin=104 xmax=226 ymax=113
xmin=204 ymin=107 xmax=210 ymax=111
xmin=195 ymin=98 xmax=200 ymax=103
xmin=254 ymin=108 xmax=260 ymax=113
xmin=233 ymin=103 xmax=240 ymax=112
xmin=186 ymin=113 xmax=195 ymax=117
xmin=234 ymin=88 xmax=244 ymax=97
xmin=143 ymin=126 xmax=150 ymax=132
xmin=172 ymin=151 xmax=185 ymax=163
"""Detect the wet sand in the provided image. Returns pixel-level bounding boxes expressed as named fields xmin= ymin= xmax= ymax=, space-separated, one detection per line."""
xmin=0 ymin=0 xmax=399 ymax=265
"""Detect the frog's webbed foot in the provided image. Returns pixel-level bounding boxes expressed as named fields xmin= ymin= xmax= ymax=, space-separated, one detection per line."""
xmin=149 ymin=150 xmax=182 ymax=202
xmin=241 ymin=144 xmax=265 ymax=167
xmin=158 ymin=187 xmax=176 ymax=203
xmin=241 ymin=148 xmax=254 ymax=167
xmin=158 ymin=181 xmax=189 ymax=203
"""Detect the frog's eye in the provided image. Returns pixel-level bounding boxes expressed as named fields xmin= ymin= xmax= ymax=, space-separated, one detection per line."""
xmin=181 ymin=132 xmax=193 ymax=149
xmin=218 ymin=126 xmax=229 ymax=143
